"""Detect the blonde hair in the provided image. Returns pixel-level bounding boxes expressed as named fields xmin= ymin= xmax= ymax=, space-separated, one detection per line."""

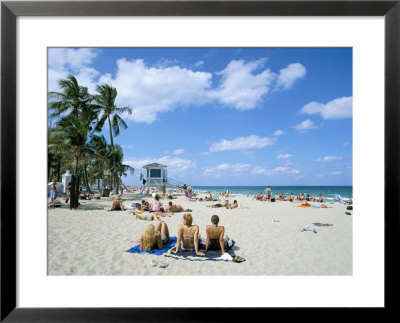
xmin=183 ymin=213 xmax=193 ymax=226
xmin=142 ymin=224 xmax=155 ymax=251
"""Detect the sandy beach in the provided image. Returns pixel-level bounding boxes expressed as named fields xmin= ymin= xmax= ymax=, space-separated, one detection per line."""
xmin=47 ymin=191 xmax=352 ymax=276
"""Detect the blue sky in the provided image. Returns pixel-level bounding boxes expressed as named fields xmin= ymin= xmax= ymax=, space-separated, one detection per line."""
xmin=48 ymin=47 xmax=352 ymax=186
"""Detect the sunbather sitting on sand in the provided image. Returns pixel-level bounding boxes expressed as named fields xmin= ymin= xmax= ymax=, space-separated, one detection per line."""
xmin=140 ymin=222 xmax=171 ymax=251
xmin=110 ymin=195 xmax=124 ymax=210
xmin=172 ymin=213 xmax=204 ymax=256
xmin=202 ymin=215 xmax=232 ymax=255
xmin=135 ymin=204 xmax=159 ymax=221
xmin=316 ymin=194 xmax=324 ymax=202
xmin=278 ymin=192 xmax=286 ymax=201
xmin=252 ymin=192 xmax=263 ymax=200
xmin=296 ymin=193 xmax=305 ymax=201
xmin=227 ymin=200 xmax=238 ymax=209
xmin=287 ymin=193 xmax=295 ymax=202
xmin=204 ymin=193 xmax=213 ymax=201
xmin=166 ymin=201 xmax=183 ymax=214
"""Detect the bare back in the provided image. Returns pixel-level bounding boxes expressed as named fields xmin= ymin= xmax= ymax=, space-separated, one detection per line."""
xmin=206 ymin=225 xmax=224 ymax=250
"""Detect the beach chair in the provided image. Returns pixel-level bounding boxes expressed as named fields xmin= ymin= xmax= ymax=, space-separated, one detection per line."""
xmin=185 ymin=191 xmax=197 ymax=202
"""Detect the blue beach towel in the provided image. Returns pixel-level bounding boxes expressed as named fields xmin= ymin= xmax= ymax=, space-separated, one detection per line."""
xmin=125 ymin=236 xmax=177 ymax=256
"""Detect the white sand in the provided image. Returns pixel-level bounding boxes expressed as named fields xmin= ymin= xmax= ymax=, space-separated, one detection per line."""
xmin=48 ymin=192 xmax=352 ymax=275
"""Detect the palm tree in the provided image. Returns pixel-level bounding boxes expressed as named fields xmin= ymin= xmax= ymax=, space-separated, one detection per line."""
xmin=48 ymin=75 xmax=94 ymax=118
xmin=93 ymin=84 xmax=132 ymax=194
xmin=48 ymin=75 xmax=99 ymax=194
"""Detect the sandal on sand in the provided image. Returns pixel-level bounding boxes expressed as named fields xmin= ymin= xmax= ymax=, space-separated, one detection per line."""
xmin=313 ymin=229 xmax=318 ymax=233
xmin=345 ymin=211 xmax=352 ymax=215
xmin=150 ymin=259 xmax=158 ymax=267
xmin=159 ymin=262 xmax=169 ymax=268
xmin=184 ymin=209 xmax=192 ymax=212
xmin=233 ymin=255 xmax=246 ymax=263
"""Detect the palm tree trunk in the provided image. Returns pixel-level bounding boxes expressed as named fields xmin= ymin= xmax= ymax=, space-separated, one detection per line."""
xmin=56 ymin=155 xmax=61 ymax=182
xmin=73 ymin=155 xmax=79 ymax=175
xmin=108 ymin=116 xmax=119 ymax=194
xmin=83 ymin=163 xmax=92 ymax=194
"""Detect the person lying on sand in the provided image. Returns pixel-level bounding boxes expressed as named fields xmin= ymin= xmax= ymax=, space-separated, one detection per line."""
xmin=166 ymin=201 xmax=183 ymax=214
xmin=344 ymin=198 xmax=353 ymax=205
xmin=140 ymin=222 xmax=171 ymax=251
xmin=135 ymin=204 xmax=159 ymax=221
xmin=204 ymin=193 xmax=213 ymax=201
xmin=207 ymin=199 xmax=229 ymax=208
xmin=110 ymin=195 xmax=124 ymax=210
xmin=227 ymin=200 xmax=238 ymax=209
xmin=296 ymin=193 xmax=305 ymax=201
xmin=172 ymin=213 xmax=204 ymax=256
xmin=201 ymin=215 xmax=232 ymax=255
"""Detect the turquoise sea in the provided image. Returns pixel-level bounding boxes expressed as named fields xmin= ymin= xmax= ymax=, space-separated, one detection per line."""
xmin=187 ymin=186 xmax=352 ymax=201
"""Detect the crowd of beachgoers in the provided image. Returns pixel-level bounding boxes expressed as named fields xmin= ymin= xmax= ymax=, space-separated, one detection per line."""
xmin=48 ymin=181 xmax=353 ymax=265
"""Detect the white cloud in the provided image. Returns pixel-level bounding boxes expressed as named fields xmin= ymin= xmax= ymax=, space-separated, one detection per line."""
xmin=273 ymin=129 xmax=285 ymax=136
xmin=209 ymin=135 xmax=275 ymax=152
xmin=48 ymin=48 xmax=100 ymax=93
xmin=252 ymin=166 xmax=301 ymax=176
xmin=276 ymin=153 xmax=292 ymax=159
xmin=100 ymin=58 xmax=213 ymax=123
xmin=195 ymin=60 xmax=204 ymax=67
xmin=316 ymin=156 xmax=343 ymax=162
xmin=203 ymin=163 xmax=251 ymax=176
xmin=295 ymin=119 xmax=318 ymax=132
xmin=207 ymin=58 xmax=275 ymax=110
xmin=330 ymin=171 xmax=343 ymax=175
xmin=343 ymin=142 xmax=351 ymax=146
xmin=300 ymin=96 xmax=352 ymax=120
xmin=276 ymin=63 xmax=306 ymax=90
xmin=173 ymin=149 xmax=185 ymax=155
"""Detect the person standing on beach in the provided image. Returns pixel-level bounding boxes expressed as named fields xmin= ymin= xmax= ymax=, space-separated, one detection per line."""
xmin=162 ymin=183 xmax=166 ymax=196
xmin=49 ymin=182 xmax=57 ymax=203
xmin=265 ymin=186 xmax=272 ymax=201
xmin=65 ymin=182 xmax=71 ymax=203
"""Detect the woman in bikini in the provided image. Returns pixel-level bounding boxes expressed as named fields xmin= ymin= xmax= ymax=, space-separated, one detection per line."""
xmin=172 ymin=213 xmax=204 ymax=256
xmin=227 ymin=200 xmax=238 ymax=209
xmin=202 ymin=215 xmax=231 ymax=255
xmin=140 ymin=222 xmax=171 ymax=251
xmin=166 ymin=201 xmax=183 ymax=214
xmin=135 ymin=204 xmax=159 ymax=221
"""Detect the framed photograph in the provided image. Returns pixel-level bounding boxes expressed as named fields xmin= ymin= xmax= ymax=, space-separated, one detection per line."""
xmin=1 ymin=0 xmax=399 ymax=321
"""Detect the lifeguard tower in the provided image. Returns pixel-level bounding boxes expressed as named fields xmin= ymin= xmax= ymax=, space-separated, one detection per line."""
xmin=142 ymin=163 xmax=168 ymax=188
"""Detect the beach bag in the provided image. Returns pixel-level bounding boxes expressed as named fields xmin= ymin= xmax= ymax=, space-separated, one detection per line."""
xmin=346 ymin=206 xmax=353 ymax=210
xmin=271 ymin=198 xmax=275 ymax=202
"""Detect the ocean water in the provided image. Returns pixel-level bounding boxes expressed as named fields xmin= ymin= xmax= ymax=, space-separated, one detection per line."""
xmin=187 ymin=186 xmax=352 ymax=201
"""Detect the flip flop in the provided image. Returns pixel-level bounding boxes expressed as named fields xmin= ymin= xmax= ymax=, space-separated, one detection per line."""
xmin=149 ymin=259 xmax=158 ymax=267
xmin=159 ymin=262 xmax=169 ymax=268
xmin=345 ymin=211 xmax=352 ymax=215
xmin=233 ymin=255 xmax=246 ymax=263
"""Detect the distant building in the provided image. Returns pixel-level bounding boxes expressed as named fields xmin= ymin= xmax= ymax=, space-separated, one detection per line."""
xmin=142 ymin=163 xmax=168 ymax=188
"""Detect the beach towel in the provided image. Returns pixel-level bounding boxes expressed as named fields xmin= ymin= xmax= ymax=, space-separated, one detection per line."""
xmin=163 ymin=248 xmax=236 ymax=261
xmin=107 ymin=209 xmax=127 ymax=212
xmin=125 ymin=237 xmax=177 ymax=256
xmin=312 ymin=223 xmax=333 ymax=227
xmin=163 ymin=240 xmax=236 ymax=261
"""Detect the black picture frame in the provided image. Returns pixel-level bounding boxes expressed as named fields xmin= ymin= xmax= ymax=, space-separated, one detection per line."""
xmin=1 ymin=0 xmax=399 ymax=321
